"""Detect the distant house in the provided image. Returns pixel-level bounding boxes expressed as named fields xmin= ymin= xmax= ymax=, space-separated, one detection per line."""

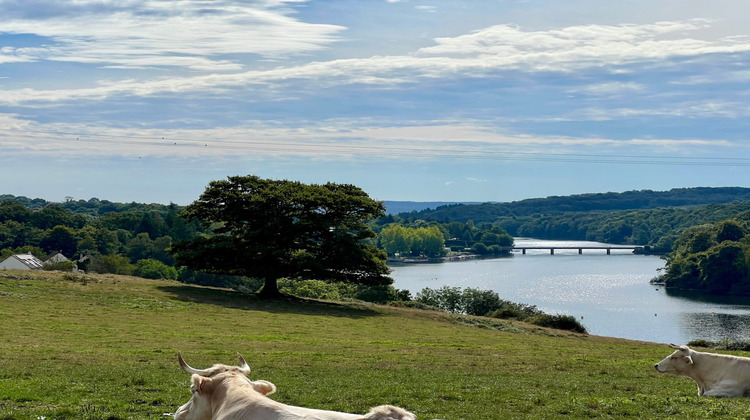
xmin=0 ymin=253 xmax=45 ymax=270
xmin=44 ymin=251 xmax=70 ymax=265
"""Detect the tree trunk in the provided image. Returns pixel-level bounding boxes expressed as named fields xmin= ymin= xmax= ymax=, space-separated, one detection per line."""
xmin=258 ymin=277 xmax=283 ymax=298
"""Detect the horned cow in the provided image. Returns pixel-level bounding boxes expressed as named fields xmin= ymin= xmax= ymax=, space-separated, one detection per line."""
xmin=654 ymin=343 xmax=750 ymax=397
xmin=174 ymin=354 xmax=419 ymax=420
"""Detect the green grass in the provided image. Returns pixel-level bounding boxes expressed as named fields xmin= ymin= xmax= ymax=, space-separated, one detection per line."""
xmin=2 ymin=271 xmax=750 ymax=419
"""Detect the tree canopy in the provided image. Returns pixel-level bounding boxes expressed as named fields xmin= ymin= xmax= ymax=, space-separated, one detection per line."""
xmin=659 ymin=212 xmax=750 ymax=295
xmin=171 ymin=175 xmax=392 ymax=297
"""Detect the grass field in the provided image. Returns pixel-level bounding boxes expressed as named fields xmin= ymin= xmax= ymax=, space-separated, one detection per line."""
xmin=2 ymin=270 xmax=750 ymax=419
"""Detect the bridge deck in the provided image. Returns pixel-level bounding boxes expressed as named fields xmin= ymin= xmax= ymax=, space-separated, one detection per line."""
xmin=502 ymin=246 xmax=643 ymax=255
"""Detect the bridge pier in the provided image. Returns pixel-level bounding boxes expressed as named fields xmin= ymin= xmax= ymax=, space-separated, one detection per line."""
xmin=607 ymin=248 xmax=611 ymax=255
xmin=578 ymin=248 xmax=582 ymax=254
xmin=550 ymin=248 xmax=554 ymax=255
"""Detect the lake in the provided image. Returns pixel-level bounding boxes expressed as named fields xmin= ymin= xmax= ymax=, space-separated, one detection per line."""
xmin=389 ymin=238 xmax=750 ymax=345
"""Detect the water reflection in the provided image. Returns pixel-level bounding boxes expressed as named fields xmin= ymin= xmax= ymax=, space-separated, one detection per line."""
xmin=389 ymin=239 xmax=750 ymax=344
xmin=663 ymin=289 xmax=750 ymax=342
xmin=682 ymin=312 xmax=750 ymax=343
xmin=665 ymin=288 xmax=750 ymax=307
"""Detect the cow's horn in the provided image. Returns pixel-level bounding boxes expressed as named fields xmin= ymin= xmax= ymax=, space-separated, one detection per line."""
xmin=237 ymin=353 xmax=251 ymax=375
xmin=178 ymin=352 xmax=213 ymax=376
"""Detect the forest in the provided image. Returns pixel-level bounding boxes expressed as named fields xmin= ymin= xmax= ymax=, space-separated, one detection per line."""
xmin=403 ymin=187 xmax=750 ymax=223
xmin=657 ymin=211 xmax=750 ymax=295
xmin=399 ymin=188 xmax=750 ymax=252
xmin=2 ymin=187 xmax=750 ymax=293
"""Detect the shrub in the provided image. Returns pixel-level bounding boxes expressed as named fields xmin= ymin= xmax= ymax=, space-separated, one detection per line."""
xmin=355 ymin=285 xmax=404 ymax=304
xmin=89 ymin=254 xmax=134 ymax=275
xmin=133 ymin=258 xmax=178 ymax=280
xmin=487 ymin=301 xmax=542 ymax=320
xmin=278 ymin=279 xmax=356 ymax=300
xmin=389 ymin=300 xmax=440 ymax=311
xmin=529 ymin=314 xmax=587 ymax=334
xmin=43 ymin=260 xmax=77 ymax=272
xmin=461 ymin=288 xmax=502 ymax=316
xmin=416 ymin=286 xmax=462 ymax=313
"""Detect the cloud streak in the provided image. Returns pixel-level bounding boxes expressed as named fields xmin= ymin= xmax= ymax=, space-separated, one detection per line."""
xmin=2 ymin=17 xmax=750 ymax=106
xmin=0 ymin=0 xmax=344 ymax=71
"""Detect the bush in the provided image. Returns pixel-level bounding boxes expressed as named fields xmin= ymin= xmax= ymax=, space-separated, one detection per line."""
xmin=43 ymin=260 xmax=77 ymax=272
xmin=461 ymin=288 xmax=502 ymax=316
xmin=355 ymin=285 xmax=405 ymax=304
xmin=89 ymin=254 xmax=134 ymax=275
xmin=487 ymin=301 xmax=542 ymax=320
xmin=133 ymin=258 xmax=178 ymax=280
xmin=416 ymin=286 xmax=462 ymax=313
xmin=389 ymin=301 xmax=441 ymax=311
xmin=414 ymin=285 xmax=587 ymax=333
xmin=276 ymin=279 xmax=410 ymax=304
xmin=529 ymin=314 xmax=587 ymax=334
xmin=278 ymin=279 xmax=356 ymax=300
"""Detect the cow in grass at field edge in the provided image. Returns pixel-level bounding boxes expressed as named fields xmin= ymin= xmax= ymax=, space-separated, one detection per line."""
xmin=174 ymin=353 xmax=420 ymax=420
xmin=655 ymin=344 xmax=750 ymax=397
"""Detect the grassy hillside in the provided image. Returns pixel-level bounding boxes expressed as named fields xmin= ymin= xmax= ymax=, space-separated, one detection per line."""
xmin=2 ymin=271 xmax=749 ymax=419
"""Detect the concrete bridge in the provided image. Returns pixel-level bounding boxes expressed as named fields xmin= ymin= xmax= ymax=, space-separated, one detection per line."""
xmin=501 ymin=246 xmax=644 ymax=255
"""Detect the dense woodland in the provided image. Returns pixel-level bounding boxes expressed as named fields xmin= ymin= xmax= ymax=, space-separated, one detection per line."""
xmin=400 ymin=188 xmax=750 ymax=252
xmin=403 ymin=187 xmax=750 ymax=223
xmin=657 ymin=212 xmax=750 ymax=295
xmin=0 ymin=196 xmax=205 ymax=280
xmin=3 ymin=187 xmax=750 ymax=295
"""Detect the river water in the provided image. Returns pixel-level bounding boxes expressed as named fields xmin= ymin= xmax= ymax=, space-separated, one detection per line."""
xmin=389 ymin=238 xmax=750 ymax=345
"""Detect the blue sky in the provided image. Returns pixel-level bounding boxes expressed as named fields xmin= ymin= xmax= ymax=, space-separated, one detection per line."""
xmin=1 ymin=0 xmax=750 ymax=205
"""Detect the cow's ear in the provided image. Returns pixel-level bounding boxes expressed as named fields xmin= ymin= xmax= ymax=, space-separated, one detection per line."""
xmin=191 ymin=374 xmax=213 ymax=395
xmin=251 ymin=380 xmax=276 ymax=395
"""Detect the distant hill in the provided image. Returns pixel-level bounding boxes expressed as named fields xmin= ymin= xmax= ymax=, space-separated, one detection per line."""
xmin=382 ymin=201 xmax=479 ymax=215
xmin=399 ymin=187 xmax=750 ymax=223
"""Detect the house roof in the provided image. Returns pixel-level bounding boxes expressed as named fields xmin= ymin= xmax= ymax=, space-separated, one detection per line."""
xmin=10 ymin=253 xmax=45 ymax=269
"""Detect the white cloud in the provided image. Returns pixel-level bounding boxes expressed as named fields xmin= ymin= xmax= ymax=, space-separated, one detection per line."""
xmin=0 ymin=113 xmax=737 ymax=161
xmin=2 ymin=19 xmax=749 ymax=104
xmin=571 ymin=82 xmax=645 ymax=96
xmin=416 ymin=5 xmax=436 ymax=13
xmin=0 ymin=0 xmax=345 ymax=71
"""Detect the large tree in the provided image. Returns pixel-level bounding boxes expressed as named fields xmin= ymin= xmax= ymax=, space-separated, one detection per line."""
xmin=171 ymin=175 xmax=391 ymax=297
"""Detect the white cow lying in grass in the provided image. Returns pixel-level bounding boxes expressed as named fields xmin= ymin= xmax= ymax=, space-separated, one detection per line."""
xmin=175 ymin=353 xmax=418 ymax=420
xmin=654 ymin=343 xmax=750 ymax=397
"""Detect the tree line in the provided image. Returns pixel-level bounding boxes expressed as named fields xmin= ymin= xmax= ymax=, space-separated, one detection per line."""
xmin=403 ymin=187 xmax=750 ymax=223
xmin=5 ymin=183 xmax=750 ymax=298
xmin=0 ymin=197 xmax=204 ymax=280
xmin=375 ymin=220 xmax=514 ymax=258
xmin=401 ymin=200 xmax=750 ymax=253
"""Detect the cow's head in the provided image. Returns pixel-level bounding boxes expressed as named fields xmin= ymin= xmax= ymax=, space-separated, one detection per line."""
xmin=174 ymin=354 xmax=276 ymax=420
xmin=654 ymin=344 xmax=694 ymax=374
xmin=174 ymin=372 xmax=276 ymax=420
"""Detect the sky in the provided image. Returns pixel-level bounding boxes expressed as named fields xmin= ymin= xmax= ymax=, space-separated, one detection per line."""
xmin=1 ymin=0 xmax=750 ymax=205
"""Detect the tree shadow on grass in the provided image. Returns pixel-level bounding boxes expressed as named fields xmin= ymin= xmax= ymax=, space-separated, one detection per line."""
xmin=157 ymin=284 xmax=379 ymax=318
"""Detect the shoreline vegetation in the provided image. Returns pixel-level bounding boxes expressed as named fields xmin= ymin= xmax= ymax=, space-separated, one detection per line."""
xmin=4 ymin=270 xmax=750 ymax=419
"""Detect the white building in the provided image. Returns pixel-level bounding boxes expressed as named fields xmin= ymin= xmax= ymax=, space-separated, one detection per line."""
xmin=0 ymin=253 xmax=45 ymax=270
